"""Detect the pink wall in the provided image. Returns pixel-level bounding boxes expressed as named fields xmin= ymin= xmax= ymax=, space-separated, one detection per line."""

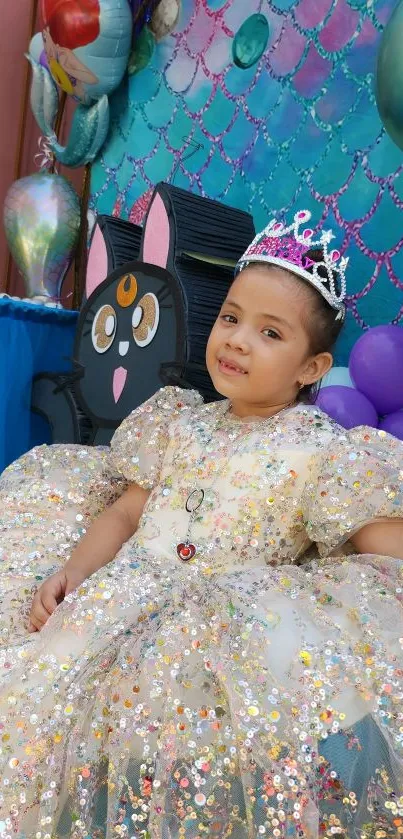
xmin=0 ymin=0 xmax=36 ymax=293
xmin=0 ymin=1 xmax=83 ymax=300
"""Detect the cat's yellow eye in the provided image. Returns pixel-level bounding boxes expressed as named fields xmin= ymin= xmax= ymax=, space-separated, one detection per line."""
xmin=92 ymin=304 xmax=117 ymax=354
xmin=132 ymin=293 xmax=160 ymax=347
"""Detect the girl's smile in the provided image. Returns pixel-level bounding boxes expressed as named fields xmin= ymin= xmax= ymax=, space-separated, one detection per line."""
xmin=217 ymin=357 xmax=248 ymax=376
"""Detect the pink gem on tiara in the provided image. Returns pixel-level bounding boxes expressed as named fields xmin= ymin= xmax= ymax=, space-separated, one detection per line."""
xmin=236 ymin=209 xmax=348 ymax=313
xmin=250 ymin=235 xmax=315 ymax=271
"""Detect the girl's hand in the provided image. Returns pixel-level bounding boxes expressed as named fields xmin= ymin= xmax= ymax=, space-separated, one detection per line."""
xmin=28 ymin=569 xmax=84 ymax=633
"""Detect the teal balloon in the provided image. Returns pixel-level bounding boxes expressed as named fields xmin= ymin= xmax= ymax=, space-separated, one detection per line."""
xmin=3 ymin=172 xmax=81 ymax=301
xmin=27 ymin=56 xmax=110 ymax=167
xmin=376 ymin=0 xmax=403 ymax=151
xmin=51 ymin=97 xmax=110 ymax=167
xmin=232 ymin=14 xmax=270 ymax=70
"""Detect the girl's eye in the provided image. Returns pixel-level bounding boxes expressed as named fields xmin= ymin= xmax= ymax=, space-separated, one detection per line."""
xmin=262 ymin=328 xmax=281 ymax=340
xmin=221 ymin=314 xmax=237 ymax=323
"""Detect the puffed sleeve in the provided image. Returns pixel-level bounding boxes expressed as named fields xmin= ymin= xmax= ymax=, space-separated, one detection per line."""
xmin=302 ymin=426 xmax=403 ymax=555
xmin=109 ymin=386 xmax=203 ymax=489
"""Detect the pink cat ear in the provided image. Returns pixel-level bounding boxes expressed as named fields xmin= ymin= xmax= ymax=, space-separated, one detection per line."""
xmin=141 ymin=191 xmax=170 ymax=269
xmin=86 ymin=222 xmax=108 ymax=298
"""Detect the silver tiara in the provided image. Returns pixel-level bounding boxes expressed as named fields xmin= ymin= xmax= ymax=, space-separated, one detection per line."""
xmin=236 ymin=210 xmax=347 ymax=319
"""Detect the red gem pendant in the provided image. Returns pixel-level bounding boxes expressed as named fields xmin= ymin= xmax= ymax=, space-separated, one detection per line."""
xmin=176 ymin=542 xmax=196 ymax=562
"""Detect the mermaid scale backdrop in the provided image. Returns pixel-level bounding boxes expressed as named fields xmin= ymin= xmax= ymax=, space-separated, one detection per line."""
xmin=92 ymin=0 xmax=403 ymax=361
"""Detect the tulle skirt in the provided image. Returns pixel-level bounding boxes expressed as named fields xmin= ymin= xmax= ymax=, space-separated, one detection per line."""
xmin=0 ymin=446 xmax=402 ymax=839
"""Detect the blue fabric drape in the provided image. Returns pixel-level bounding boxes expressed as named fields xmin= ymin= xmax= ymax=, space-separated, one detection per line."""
xmin=0 ymin=299 xmax=78 ymax=472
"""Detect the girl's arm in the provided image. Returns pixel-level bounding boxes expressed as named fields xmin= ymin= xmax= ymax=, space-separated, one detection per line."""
xmin=28 ymin=483 xmax=149 ymax=632
xmin=351 ymin=520 xmax=403 ymax=558
xmin=65 ymin=482 xmax=150 ymax=581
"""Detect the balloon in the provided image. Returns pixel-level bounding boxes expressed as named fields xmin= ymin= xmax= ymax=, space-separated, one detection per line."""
xmin=375 ymin=0 xmax=403 ymax=151
xmin=149 ymin=0 xmax=181 ymax=41
xmin=27 ymin=0 xmax=132 ymax=167
xmin=3 ymin=172 xmax=81 ymax=301
xmin=349 ymin=325 xmax=403 ymax=415
xmin=233 ymin=14 xmax=270 ymax=70
xmin=40 ymin=0 xmax=132 ymax=104
xmin=40 ymin=51 xmax=50 ymax=70
xmin=316 ymin=386 xmax=378 ymax=430
xmin=379 ymin=411 xmax=403 ymax=441
xmin=128 ymin=27 xmax=155 ymax=75
xmin=29 ymin=31 xmax=45 ymax=63
xmin=321 ymin=366 xmax=354 ymax=389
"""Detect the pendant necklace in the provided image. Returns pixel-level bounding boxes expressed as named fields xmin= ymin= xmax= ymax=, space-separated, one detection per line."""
xmin=175 ymin=400 xmax=295 ymax=562
xmin=176 ymin=488 xmax=205 ymax=561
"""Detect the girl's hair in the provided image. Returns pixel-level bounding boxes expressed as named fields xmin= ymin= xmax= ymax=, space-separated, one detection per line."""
xmin=42 ymin=0 xmax=100 ymax=49
xmin=291 ymin=246 xmax=345 ymax=402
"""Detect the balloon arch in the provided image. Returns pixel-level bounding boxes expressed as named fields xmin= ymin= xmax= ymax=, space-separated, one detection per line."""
xmin=318 ymin=325 xmax=403 ymax=438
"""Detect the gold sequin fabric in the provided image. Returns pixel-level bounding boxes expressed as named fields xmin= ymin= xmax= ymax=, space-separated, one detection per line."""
xmin=0 ymin=386 xmax=402 ymax=838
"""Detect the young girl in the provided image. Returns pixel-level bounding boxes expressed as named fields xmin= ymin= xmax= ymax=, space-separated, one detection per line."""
xmin=0 ymin=211 xmax=402 ymax=838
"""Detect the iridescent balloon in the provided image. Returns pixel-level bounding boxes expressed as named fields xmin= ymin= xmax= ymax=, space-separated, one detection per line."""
xmin=3 ymin=172 xmax=81 ymax=300
xmin=376 ymin=0 xmax=403 ymax=151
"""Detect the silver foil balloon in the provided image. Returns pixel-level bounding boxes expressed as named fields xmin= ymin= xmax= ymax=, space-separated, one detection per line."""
xmin=3 ymin=172 xmax=81 ymax=300
xmin=376 ymin=0 xmax=403 ymax=151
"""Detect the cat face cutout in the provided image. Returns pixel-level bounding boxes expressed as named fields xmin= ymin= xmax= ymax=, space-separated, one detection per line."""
xmin=74 ymin=261 xmax=183 ymax=426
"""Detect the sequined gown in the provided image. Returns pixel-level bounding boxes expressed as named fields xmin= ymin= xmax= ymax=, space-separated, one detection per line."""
xmin=0 ymin=387 xmax=402 ymax=839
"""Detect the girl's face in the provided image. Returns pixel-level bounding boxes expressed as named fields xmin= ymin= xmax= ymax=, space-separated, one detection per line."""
xmin=206 ymin=265 xmax=333 ymax=417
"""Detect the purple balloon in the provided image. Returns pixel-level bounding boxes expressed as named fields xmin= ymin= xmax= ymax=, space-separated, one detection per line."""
xmin=349 ymin=325 xmax=403 ymax=414
xmin=316 ymin=386 xmax=378 ymax=430
xmin=379 ymin=410 xmax=403 ymax=440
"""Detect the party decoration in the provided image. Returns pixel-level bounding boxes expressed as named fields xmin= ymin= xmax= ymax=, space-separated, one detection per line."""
xmin=86 ymin=214 xmax=142 ymax=301
xmin=232 ymin=14 xmax=270 ymax=70
xmin=316 ymin=386 xmax=378 ymax=430
xmin=379 ymin=410 xmax=403 ymax=441
xmin=32 ymin=182 xmax=255 ymax=445
xmin=128 ymin=26 xmax=155 ymax=75
xmin=128 ymin=0 xmax=159 ymax=35
xmin=321 ymin=366 xmax=354 ymax=390
xmin=349 ymin=325 xmax=403 ymax=415
xmin=3 ymin=172 xmax=81 ymax=301
xmin=27 ymin=0 xmax=132 ymax=167
xmin=128 ymin=188 xmax=154 ymax=224
xmin=375 ymin=0 xmax=403 ymax=151
xmin=91 ymin=0 xmax=403 ymax=355
xmin=29 ymin=31 xmax=48 ymax=67
xmin=150 ymin=0 xmax=180 ymax=40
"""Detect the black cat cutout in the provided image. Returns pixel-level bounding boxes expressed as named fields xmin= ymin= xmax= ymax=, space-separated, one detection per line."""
xmin=75 ymin=261 xmax=182 ymax=428
xmin=32 ymin=183 xmax=255 ymax=445
xmin=85 ymin=214 xmax=142 ymax=302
